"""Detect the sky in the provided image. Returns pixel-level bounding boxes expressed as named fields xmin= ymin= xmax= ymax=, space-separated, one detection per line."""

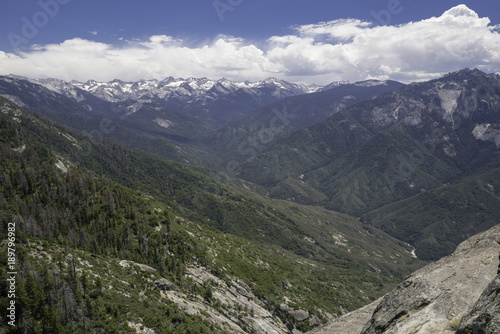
xmin=0 ymin=0 xmax=499 ymax=85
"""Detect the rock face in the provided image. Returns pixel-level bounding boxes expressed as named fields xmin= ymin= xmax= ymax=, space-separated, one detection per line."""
xmin=171 ymin=265 xmax=289 ymax=334
xmin=290 ymin=309 xmax=310 ymax=322
xmin=361 ymin=224 xmax=500 ymax=334
xmin=307 ymin=299 xmax=381 ymax=334
xmin=309 ymin=224 xmax=500 ymax=334
xmin=456 ymin=273 xmax=500 ymax=334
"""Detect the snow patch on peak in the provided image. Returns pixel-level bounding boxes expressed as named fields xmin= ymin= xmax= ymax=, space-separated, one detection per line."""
xmin=217 ymin=78 xmax=236 ymax=89
xmin=321 ymin=81 xmax=349 ymax=92
xmin=354 ymin=80 xmax=387 ymax=87
xmin=233 ymin=81 xmax=259 ymax=89
xmin=164 ymin=79 xmax=185 ymax=88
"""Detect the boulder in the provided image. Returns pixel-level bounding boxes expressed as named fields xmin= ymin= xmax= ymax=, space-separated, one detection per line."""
xmin=280 ymin=304 xmax=291 ymax=312
xmin=291 ymin=309 xmax=309 ymax=322
xmin=309 ymin=316 xmax=320 ymax=327
xmin=154 ymin=278 xmax=174 ymax=291
xmin=136 ymin=263 xmax=157 ymax=274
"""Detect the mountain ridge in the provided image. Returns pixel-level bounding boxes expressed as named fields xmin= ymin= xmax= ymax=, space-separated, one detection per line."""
xmin=0 ymin=74 xmax=404 ymax=172
xmin=20 ymin=75 xmax=324 ymax=103
xmin=202 ymin=80 xmax=405 ymax=163
xmin=234 ymin=68 xmax=500 ymax=260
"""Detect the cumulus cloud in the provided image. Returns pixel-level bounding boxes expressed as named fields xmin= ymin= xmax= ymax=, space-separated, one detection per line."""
xmin=0 ymin=5 xmax=499 ymax=84
xmin=294 ymin=19 xmax=373 ymax=41
xmin=273 ymin=4 xmax=500 ymax=83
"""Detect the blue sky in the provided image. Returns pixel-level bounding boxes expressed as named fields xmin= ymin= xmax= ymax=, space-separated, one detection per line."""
xmin=1 ymin=0 xmax=499 ymax=84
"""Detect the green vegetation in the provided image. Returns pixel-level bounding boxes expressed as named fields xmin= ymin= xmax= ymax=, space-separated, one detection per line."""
xmin=203 ymin=80 xmax=404 ymax=162
xmin=0 ymin=97 xmax=423 ymax=332
xmin=230 ymin=70 xmax=500 ymax=261
xmin=362 ymin=168 xmax=500 ymax=260
xmin=0 ymin=241 xmax=220 ymax=334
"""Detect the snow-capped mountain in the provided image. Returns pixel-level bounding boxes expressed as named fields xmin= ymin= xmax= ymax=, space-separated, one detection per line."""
xmin=2 ymin=75 xmax=331 ymax=128
xmin=0 ymin=74 xmax=343 ymax=136
xmin=19 ymin=76 xmax=323 ymax=104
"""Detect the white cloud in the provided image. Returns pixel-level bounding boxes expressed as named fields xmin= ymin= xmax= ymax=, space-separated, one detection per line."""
xmin=294 ymin=19 xmax=373 ymax=41
xmin=0 ymin=5 xmax=499 ymax=84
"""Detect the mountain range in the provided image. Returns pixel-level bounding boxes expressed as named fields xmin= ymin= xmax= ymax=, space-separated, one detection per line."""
xmin=0 ymin=74 xmax=401 ymax=167
xmin=0 ymin=68 xmax=499 ymax=333
xmin=2 ymin=75 xmax=326 ymax=130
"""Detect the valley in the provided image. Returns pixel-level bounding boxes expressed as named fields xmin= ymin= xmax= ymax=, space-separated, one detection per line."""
xmin=0 ymin=68 xmax=499 ymax=333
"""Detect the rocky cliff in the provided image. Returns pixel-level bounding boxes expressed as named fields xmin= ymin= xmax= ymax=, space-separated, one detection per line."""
xmin=456 ymin=271 xmax=500 ymax=334
xmin=309 ymin=224 xmax=500 ymax=334
xmin=307 ymin=299 xmax=381 ymax=334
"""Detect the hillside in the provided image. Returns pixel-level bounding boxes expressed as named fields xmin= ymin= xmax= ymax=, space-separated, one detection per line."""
xmin=0 ymin=76 xmax=404 ymax=172
xmin=0 ymin=75 xmax=210 ymax=166
xmin=203 ymin=80 xmax=404 ymax=163
xmin=0 ymin=97 xmax=423 ymax=333
xmin=235 ymin=68 xmax=500 ymax=260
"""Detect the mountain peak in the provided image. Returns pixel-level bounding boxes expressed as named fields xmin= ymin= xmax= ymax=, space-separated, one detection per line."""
xmin=438 ymin=68 xmax=499 ymax=84
xmin=445 ymin=67 xmax=482 ymax=76
xmin=84 ymin=79 xmax=99 ymax=86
